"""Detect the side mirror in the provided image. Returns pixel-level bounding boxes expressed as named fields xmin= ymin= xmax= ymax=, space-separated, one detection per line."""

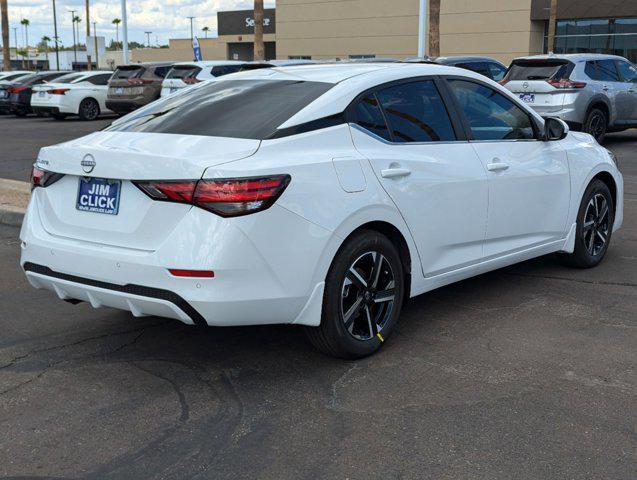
xmin=543 ymin=117 xmax=569 ymax=141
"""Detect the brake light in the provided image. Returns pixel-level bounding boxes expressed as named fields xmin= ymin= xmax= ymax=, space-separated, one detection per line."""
xmin=183 ymin=77 xmax=202 ymax=85
xmin=134 ymin=175 xmax=291 ymax=217
xmin=48 ymin=88 xmax=70 ymax=95
xmin=8 ymin=86 xmax=28 ymax=94
xmin=547 ymin=78 xmax=587 ymax=89
xmin=498 ymin=79 xmax=509 ymax=86
xmin=30 ymin=166 xmax=64 ymax=190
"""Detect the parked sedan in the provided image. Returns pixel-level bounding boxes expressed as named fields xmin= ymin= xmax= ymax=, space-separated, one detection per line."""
xmin=4 ymin=71 xmax=71 ymax=116
xmin=434 ymin=56 xmax=507 ymax=81
xmin=0 ymin=73 xmax=36 ymax=113
xmin=31 ymin=71 xmax=114 ymax=120
xmin=106 ymin=62 xmax=173 ymax=114
xmin=160 ymin=61 xmax=247 ymax=97
xmin=21 ymin=63 xmax=623 ymax=358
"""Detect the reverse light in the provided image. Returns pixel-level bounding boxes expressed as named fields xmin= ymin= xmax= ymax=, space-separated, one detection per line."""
xmin=134 ymin=175 xmax=291 ymax=217
xmin=547 ymin=78 xmax=587 ymax=89
xmin=168 ymin=269 xmax=215 ymax=278
xmin=48 ymin=88 xmax=70 ymax=95
xmin=30 ymin=166 xmax=64 ymax=190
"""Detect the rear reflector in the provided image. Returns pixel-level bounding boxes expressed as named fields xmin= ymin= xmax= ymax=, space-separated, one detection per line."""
xmin=134 ymin=175 xmax=291 ymax=217
xmin=168 ymin=269 xmax=214 ymax=278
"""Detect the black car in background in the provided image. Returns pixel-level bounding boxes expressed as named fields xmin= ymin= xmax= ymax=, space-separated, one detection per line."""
xmin=433 ymin=56 xmax=508 ymax=81
xmin=2 ymin=71 xmax=70 ymax=116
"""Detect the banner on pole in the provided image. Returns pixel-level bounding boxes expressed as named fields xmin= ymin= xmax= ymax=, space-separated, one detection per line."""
xmin=192 ymin=37 xmax=202 ymax=61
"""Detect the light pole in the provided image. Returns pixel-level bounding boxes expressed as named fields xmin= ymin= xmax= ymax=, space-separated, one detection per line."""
xmin=145 ymin=31 xmax=151 ymax=47
xmin=85 ymin=0 xmax=91 ymax=70
xmin=0 ymin=0 xmax=10 ymax=71
xmin=92 ymin=21 xmax=98 ymax=68
xmin=12 ymin=26 xmax=17 ymax=64
xmin=418 ymin=0 xmax=427 ymax=58
xmin=52 ymin=0 xmax=59 ymax=69
xmin=121 ymin=0 xmax=128 ymax=64
xmin=69 ymin=9 xmax=77 ymax=65
xmin=187 ymin=16 xmax=195 ymax=40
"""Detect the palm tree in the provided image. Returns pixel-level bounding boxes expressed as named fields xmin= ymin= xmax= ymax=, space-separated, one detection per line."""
xmin=73 ymin=15 xmax=81 ymax=50
xmin=428 ymin=0 xmax=440 ymax=57
xmin=202 ymin=26 xmax=210 ymax=38
xmin=1 ymin=0 xmax=10 ymax=71
xmin=41 ymin=35 xmax=50 ymax=57
xmin=253 ymin=0 xmax=264 ymax=61
xmin=20 ymin=18 xmax=29 ymax=69
xmin=112 ymin=18 xmax=121 ymax=48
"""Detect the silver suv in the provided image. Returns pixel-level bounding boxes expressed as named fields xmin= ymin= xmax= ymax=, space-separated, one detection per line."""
xmin=501 ymin=54 xmax=637 ymax=142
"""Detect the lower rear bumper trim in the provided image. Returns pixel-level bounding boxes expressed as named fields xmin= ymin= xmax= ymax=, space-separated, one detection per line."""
xmin=23 ymin=262 xmax=207 ymax=326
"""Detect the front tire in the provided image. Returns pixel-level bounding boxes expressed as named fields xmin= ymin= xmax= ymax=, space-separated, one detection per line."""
xmin=78 ymin=98 xmax=100 ymax=121
xmin=305 ymin=230 xmax=404 ymax=359
xmin=583 ymin=108 xmax=607 ymax=143
xmin=561 ymin=179 xmax=614 ymax=268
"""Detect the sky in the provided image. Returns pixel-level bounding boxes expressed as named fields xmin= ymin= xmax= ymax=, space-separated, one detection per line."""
xmin=6 ymin=0 xmax=276 ymax=48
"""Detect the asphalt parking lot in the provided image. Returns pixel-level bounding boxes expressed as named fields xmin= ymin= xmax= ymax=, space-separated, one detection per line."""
xmin=0 ymin=117 xmax=636 ymax=479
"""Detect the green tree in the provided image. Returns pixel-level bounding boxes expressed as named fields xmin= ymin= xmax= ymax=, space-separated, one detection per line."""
xmin=112 ymin=18 xmax=121 ymax=48
xmin=202 ymin=26 xmax=210 ymax=38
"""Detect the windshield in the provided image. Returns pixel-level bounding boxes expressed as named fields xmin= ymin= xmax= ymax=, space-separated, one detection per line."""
xmin=505 ymin=60 xmax=574 ymax=81
xmin=105 ymin=79 xmax=333 ymax=140
xmin=52 ymin=73 xmax=85 ymax=84
xmin=113 ymin=66 xmax=145 ymax=79
xmin=166 ymin=65 xmax=201 ymax=79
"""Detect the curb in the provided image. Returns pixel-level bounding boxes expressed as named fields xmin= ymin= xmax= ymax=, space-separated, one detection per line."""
xmin=0 ymin=206 xmax=25 ymax=227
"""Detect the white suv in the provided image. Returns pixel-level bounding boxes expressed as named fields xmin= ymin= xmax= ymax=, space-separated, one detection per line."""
xmin=160 ymin=61 xmax=247 ymax=97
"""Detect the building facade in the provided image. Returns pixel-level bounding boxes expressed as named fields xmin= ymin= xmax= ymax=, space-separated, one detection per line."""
xmin=130 ymin=1 xmax=637 ymax=66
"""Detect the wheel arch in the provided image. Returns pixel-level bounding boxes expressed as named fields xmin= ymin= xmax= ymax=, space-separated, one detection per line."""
xmin=592 ymin=170 xmax=617 ymax=209
xmin=585 ymin=96 xmax=611 ymax=124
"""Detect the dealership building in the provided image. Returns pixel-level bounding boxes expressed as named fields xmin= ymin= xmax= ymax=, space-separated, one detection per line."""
xmin=132 ymin=0 xmax=637 ymax=65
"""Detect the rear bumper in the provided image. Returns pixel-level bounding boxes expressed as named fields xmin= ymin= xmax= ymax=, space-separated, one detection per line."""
xmin=32 ymin=106 xmax=61 ymax=116
xmin=106 ymin=97 xmax=150 ymax=114
xmin=19 ymin=192 xmax=333 ymax=327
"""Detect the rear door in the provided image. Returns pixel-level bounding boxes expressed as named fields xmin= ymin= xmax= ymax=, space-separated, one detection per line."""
xmin=349 ymin=78 xmax=489 ymax=277
xmin=446 ymin=78 xmax=570 ymax=258
xmin=503 ymin=59 xmax=575 ymax=114
xmin=586 ymin=60 xmax=624 ymax=122
xmin=615 ymin=59 xmax=637 ymax=123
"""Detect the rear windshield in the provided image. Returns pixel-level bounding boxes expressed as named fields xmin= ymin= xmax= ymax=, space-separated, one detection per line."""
xmin=211 ymin=65 xmax=243 ymax=77
xmin=505 ymin=60 xmax=574 ymax=81
xmin=105 ymin=79 xmax=333 ymax=140
xmin=3 ymin=72 xmax=30 ymax=81
xmin=166 ymin=65 xmax=201 ymax=79
xmin=113 ymin=66 xmax=145 ymax=79
xmin=52 ymin=73 xmax=85 ymax=84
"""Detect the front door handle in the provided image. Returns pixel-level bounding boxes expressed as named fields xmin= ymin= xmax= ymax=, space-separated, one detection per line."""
xmin=486 ymin=162 xmax=510 ymax=172
xmin=381 ymin=167 xmax=411 ymax=179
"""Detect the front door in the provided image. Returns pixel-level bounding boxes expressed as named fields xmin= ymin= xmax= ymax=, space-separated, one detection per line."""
xmin=446 ymin=78 xmax=571 ymax=259
xmin=348 ymin=79 xmax=489 ymax=277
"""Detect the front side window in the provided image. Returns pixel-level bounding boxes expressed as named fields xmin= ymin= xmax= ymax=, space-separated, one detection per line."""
xmin=105 ymin=79 xmax=333 ymax=140
xmin=596 ymin=60 xmax=620 ymax=81
xmin=375 ymin=80 xmax=456 ymax=142
xmin=617 ymin=60 xmax=637 ymax=82
xmin=350 ymin=93 xmax=391 ymax=141
xmin=449 ymin=79 xmax=536 ymax=141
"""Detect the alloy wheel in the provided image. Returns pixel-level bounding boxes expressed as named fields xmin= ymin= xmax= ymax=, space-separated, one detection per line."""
xmin=340 ymin=251 xmax=396 ymax=341
xmin=587 ymin=112 xmax=605 ymax=139
xmin=582 ymin=193 xmax=610 ymax=256
xmin=83 ymin=100 xmax=99 ymax=120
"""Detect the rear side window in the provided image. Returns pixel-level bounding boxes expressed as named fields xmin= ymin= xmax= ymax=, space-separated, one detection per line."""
xmin=211 ymin=65 xmax=243 ymax=77
xmin=506 ymin=60 xmax=573 ymax=81
xmin=449 ymin=79 xmax=535 ymax=141
xmin=167 ymin=65 xmax=201 ymax=79
xmin=350 ymin=94 xmax=391 ymax=141
xmin=456 ymin=62 xmax=492 ymax=79
xmin=51 ymin=73 xmax=84 ymax=84
xmin=586 ymin=60 xmax=620 ymax=81
xmin=105 ymin=80 xmax=333 ymax=140
xmin=375 ymin=80 xmax=456 ymax=142
xmin=489 ymin=63 xmax=507 ymax=81
xmin=113 ymin=66 xmax=144 ymax=79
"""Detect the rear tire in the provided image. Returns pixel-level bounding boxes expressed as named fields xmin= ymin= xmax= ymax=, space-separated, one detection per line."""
xmin=560 ymin=179 xmax=614 ymax=268
xmin=78 ymin=98 xmax=100 ymax=121
xmin=14 ymin=110 xmax=27 ymax=117
xmin=583 ymin=108 xmax=607 ymax=143
xmin=304 ymin=230 xmax=404 ymax=359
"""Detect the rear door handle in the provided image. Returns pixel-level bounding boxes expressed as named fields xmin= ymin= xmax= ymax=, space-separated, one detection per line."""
xmin=381 ymin=167 xmax=411 ymax=179
xmin=486 ymin=162 xmax=510 ymax=172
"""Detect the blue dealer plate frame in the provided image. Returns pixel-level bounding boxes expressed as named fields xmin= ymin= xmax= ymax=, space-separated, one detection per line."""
xmin=76 ymin=177 xmax=122 ymax=215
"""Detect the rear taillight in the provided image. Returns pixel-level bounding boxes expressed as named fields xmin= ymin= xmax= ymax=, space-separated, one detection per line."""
xmin=48 ymin=88 xmax=70 ymax=95
xmin=30 ymin=166 xmax=64 ymax=190
xmin=8 ymin=86 xmax=28 ymax=94
xmin=127 ymin=78 xmax=153 ymax=85
xmin=547 ymin=78 xmax=587 ymax=89
xmin=184 ymin=77 xmax=202 ymax=85
xmin=134 ymin=175 xmax=291 ymax=217
xmin=498 ymin=79 xmax=509 ymax=86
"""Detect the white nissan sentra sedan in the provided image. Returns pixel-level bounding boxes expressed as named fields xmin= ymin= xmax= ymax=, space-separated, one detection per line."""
xmin=20 ymin=63 xmax=623 ymax=358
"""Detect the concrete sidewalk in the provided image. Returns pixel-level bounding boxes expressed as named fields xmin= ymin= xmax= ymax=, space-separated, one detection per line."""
xmin=0 ymin=178 xmax=30 ymax=227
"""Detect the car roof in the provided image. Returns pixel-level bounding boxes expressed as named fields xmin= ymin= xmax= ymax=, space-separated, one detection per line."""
xmin=172 ymin=60 xmax=245 ymax=67
xmin=435 ymin=56 xmax=505 ymax=65
xmin=514 ymin=53 xmax=628 ymax=62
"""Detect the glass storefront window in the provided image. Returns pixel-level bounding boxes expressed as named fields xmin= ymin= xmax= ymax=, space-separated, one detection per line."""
xmin=544 ymin=18 xmax=637 ymax=63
